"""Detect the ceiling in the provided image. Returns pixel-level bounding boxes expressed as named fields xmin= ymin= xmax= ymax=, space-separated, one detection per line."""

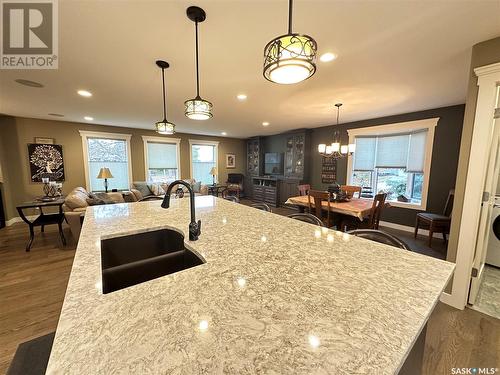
xmin=1 ymin=0 xmax=499 ymax=138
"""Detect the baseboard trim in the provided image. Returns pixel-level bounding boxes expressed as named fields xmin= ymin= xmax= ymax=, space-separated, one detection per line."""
xmin=6 ymin=215 xmax=38 ymax=227
xmin=379 ymin=220 xmax=444 ymax=239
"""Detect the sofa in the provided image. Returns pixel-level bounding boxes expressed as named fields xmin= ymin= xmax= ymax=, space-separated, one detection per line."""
xmin=64 ymin=180 xmax=208 ymax=241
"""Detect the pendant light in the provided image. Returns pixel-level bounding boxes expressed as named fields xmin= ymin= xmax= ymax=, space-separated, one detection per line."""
xmin=154 ymin=60 xmax=175 ymax=135
xmin=318 ymin=103 xmax=356 ymax=159
xmin=185 ymin=6 xmax=213 ymax=120
xmin=263 ymin=0 xmax=318 ymax=84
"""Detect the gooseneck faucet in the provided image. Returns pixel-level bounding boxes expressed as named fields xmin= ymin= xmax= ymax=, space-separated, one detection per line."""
xmin=161 ymin=180 xmax=201 ymax=241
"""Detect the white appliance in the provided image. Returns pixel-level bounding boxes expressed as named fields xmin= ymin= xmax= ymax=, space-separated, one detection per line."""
xmin=486 ymin=197 xmax=500 ymax=267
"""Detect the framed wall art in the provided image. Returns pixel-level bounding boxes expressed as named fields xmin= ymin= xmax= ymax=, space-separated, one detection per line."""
xmin=28 ymin=143 xmax=65 ymax=182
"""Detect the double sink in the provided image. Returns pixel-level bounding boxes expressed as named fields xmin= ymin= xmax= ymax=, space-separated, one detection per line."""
xmin=101 ymin=229 xmax=205 ymax=294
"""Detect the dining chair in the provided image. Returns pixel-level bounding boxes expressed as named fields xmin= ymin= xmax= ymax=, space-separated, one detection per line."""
xmin=307 ymin=190 xmax=332 ymax=227
xmin=341 ymin=193 xmax=387 ymax=231
xmin=414 ymin=189 xmax=455 ymax=248
xmin=251 ymin=203 xmax=272 ymax=212
xmin=341 ymin=185 xmax=362 ymax=199
xmin=224 ymin=195 xmax=240 ymax=203
xmin=298 ymin=184 xmax=311 ymax=196
xmin=347 ymin=229 xmax=411 ymax=250
xmin=287 ymin=213 xmax=324 ymax=226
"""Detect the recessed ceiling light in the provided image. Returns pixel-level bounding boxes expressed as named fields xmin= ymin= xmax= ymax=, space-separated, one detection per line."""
xmin=221 ymin=132 xmax=227 ymax=136
xmin=320 ymin=52 xmax=337 ymax=62
xmin=237 ymin=94 xmax=247 ymax=100
xmin=77 ymin=90 xmax=92 ymax=97
xmin=84 ymin=116 xmax=94 ymax=121
xmin=262 ymin=122 xmax=270 ymax=127
xmin=48 ymin=113 xmax=64 ymax=117
xmin=15 ymin=79 xmax=44 ymax=88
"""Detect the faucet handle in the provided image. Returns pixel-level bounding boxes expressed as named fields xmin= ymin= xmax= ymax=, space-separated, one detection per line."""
xmin=197 ymin=220 xmax=202 ymax=235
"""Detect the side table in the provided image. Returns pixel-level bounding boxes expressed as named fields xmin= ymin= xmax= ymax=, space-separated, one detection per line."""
xmin=208 ymin=185 xmax=227 ymax=197
xmin=16 ymin=197 xmax=67 ymax=251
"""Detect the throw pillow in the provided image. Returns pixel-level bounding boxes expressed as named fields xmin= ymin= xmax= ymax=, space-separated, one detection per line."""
xmin=86 ymin=197 xmax=105 ymax=206
xmin=122 ymin=192 xmax=137 ymax=203
xmin=148 ymin=183 xmax=166 ymax=196
xmin=93 ymin=192 xmax=116 ymax=204
xmin=133 ymin=181 xmax=153 ymax=197
xmin=192 ymin=181 xmax=202 ymax=193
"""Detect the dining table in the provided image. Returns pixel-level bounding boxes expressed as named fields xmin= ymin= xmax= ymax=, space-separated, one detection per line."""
xmin=285 ymin=195 xmax=385 ymax=221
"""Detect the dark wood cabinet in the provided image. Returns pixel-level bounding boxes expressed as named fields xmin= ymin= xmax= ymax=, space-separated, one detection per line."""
xmin=284 ymin=131 xmax=310 ymax=181
xmin=252 ymin=177 xmax=279 ymax=207
xmin=247 ymin=138 xmax=263 ymax=177
xmin=279 ymin=179 xmax=301 ymax=206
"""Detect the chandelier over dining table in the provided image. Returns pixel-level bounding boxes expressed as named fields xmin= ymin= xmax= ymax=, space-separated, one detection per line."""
xmin=318 ymin=103 xmax=355 ymax=159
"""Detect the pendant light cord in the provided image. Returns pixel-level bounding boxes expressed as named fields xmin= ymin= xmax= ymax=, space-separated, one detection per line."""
xmin=195 ymin=21 xmax=200 ymax=97
xmin=288 ymin=0 xmax=293 ymax=34
xmin=161 ymin=67 xmax=167 ymax=121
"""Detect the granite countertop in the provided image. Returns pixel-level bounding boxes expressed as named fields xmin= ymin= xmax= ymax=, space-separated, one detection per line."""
xmin=47 ymin=196 xmax=455 ymax=374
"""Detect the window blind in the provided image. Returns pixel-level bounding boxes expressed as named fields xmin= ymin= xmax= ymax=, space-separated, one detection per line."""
xmin=353 ymin=130 xmax=428 ymax=172
xmin=407 ymin=131 xmax=427 ymax=173
xmin=375 ymin=134 xmax=409 ymax=168
xmin=147 ymin=142 xmax=178 ymax=169
xmin=353 ymin=137 xmax=376 ymax=171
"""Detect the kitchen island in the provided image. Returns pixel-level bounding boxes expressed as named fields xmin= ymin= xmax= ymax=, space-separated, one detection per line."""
xmin=47 ymin=196 xmax=454 ymax=374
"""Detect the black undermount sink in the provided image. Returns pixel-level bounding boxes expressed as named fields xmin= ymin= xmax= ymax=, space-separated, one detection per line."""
xmin=101 ymin=229 xmax=204 ymax=294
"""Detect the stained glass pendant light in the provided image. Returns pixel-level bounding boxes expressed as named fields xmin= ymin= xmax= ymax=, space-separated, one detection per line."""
xmin=185 ymin=6 xmax=213 ymax=120
xmin=318 ymin=103 xmax=356 ymax=159
xmin=263 ymin=0 xmax=318 ymax=84
xmin=154 ymin=60 xmax=176 ymax=135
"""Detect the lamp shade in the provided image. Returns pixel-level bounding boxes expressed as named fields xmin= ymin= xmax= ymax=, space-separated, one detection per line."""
xmin=209 ymin=167 xmax=217 ymax=176
xmin=97 ymin=167 xmax=113 ymax=179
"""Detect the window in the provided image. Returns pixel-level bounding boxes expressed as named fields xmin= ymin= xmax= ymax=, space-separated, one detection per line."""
xmin=189 ymin=140 xmax=218 ymax=185
xmin=142 ymin=136 xmax=181 ymax=183
xmin=347 ymin=118 xmax=438 ymax=209
xmin=79 ymin=131 xmax=132 ymax=192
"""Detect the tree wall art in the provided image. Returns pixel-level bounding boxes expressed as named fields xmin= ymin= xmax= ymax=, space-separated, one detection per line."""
xmin=28 ymin=143 xmax=65 ymax=182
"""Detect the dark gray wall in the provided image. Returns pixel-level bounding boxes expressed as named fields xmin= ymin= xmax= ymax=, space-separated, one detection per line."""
xmin=260 ymin=104 xmax=465 ymax=227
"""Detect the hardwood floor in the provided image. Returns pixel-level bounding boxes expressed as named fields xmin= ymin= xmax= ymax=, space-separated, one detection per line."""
xmin=0 ymin=223 xmax=75 ymax=374
xmin=0 ymin=220 xmax=499 ymax=374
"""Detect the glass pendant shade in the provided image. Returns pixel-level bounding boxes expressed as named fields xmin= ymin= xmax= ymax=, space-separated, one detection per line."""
xmin=155 ymin=120 xmax=175 ymax=135
xmin=318 ymin=144 xmax=326 ymax=153
xmin=184 ymin=96 xmax=213 ymax=120
xmin=325 ymin=145 xmax=333 ymax=155
xmin=154 ymin=60 xmax=175 ymax=135
xmin=348 ymin=143 xmax=356 ymax=153
xmin=340 ymin=145 xmax=348 ymax=154
xmin=331 ymin=142 xmax=340 ymax=152
xmin=263 ymin=34 xmax=317 ymax=84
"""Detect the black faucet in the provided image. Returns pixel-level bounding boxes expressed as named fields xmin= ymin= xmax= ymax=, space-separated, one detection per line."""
xmin=161 ymin=180 xmax=201 ymax=241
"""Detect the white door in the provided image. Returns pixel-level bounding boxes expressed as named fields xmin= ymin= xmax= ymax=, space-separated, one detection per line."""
xmin=469 ymin=116 xmax=500 ymax=304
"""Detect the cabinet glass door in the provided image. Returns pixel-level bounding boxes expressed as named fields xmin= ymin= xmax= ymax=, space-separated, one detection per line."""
xmin=285 ymin=137 xmax=294 ymax=175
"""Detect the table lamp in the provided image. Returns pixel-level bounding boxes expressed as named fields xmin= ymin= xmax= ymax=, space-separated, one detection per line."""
xmin=97 ymin=167 xmax=113 ymax=192
xmin=209 ymin=167 xmax=217 ymax=185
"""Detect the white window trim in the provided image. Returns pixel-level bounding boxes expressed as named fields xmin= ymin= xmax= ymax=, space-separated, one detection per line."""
xmin=142 ymin=136 xmax=181 ymax=182
xmin=188 ymin=139 xmax=219 ymax=183
xmin=79 ymin=130 xmax=133 ymax=192
xmin=346 ymin=118 xmax=439 ymax=210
